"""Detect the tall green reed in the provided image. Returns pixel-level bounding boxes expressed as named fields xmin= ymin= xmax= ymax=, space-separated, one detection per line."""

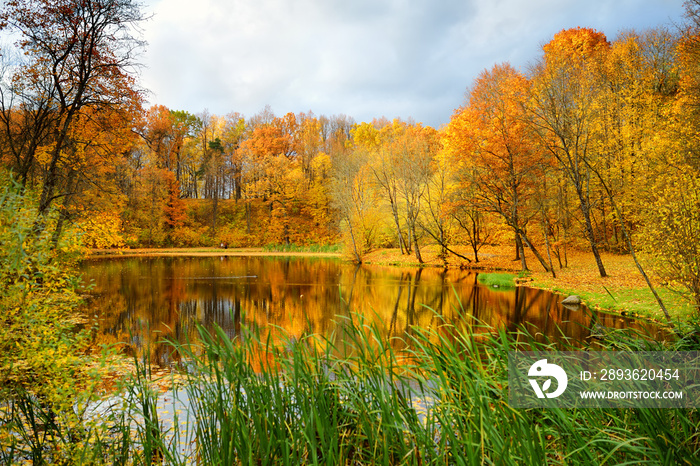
xmin=147 ymin=310 xmax=699 ymax=465
xmin=3 ymin=306 xmax=698 ymax=464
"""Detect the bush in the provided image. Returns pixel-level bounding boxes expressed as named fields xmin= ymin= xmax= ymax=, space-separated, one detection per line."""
xmin=639 ymin=172 xmax=700 ymax=314
xmin=168 ymin=225 xmax=210 ymax=247
xmin=0 ymin=173 xmax=91 ymax=403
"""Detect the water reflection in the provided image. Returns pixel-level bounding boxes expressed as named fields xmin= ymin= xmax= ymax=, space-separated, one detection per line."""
xmin=80 ymin=256 xmax=662 ymax=365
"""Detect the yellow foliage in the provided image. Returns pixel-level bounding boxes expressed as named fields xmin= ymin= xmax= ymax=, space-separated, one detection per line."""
xmin=0 ymin=172 xmax=94 ymax=405
xmin=75 ymin=211 xmax=126 ymax=248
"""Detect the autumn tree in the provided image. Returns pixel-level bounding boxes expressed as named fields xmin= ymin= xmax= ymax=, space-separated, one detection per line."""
xmin=221 ymin=113 xmax=247 ymax=201
xmin=435 ymin=145 xmax=493 ymax=263
xmin=355 ymin=119 xmax=436 ymax=261
xmin=633 ymin=9 xmax=700 ymax=315
xmin=587 ymin=29 xmax=682 ymax=327
xmin=0 ymin=0 xmax=146 ymax=224
xmin=420 ymin=146 xmax=476 ymax=264
xmin=354 ymin=121 xmax=408 ymax=253
xmin=330 ymin=147 xmax=377 ymax=263
xmin=51 ymin=107 xmax=136 ymax=246
xmin=0 ymin=69 xmax=56 ymax=188
xmin=139 ymin=105 xmax=200 ymax=178
xmin=297 ymin=112 xmax=323 ymax=179
xmin=207 ymin=136 xmax=225 ymax=236
xmin=391 ymin=122 xmax=436 ymax=264
xmin=162 ymin=171 xmax=186 ymax=232
xmin=445 ymin=63 xmax=551 ymax=273
xmin=528 ymin=27 xmax=610 ymax=277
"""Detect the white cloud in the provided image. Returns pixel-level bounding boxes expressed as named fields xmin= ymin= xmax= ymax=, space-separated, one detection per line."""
xmin=139 ymin=0 xmax=687 ymax=127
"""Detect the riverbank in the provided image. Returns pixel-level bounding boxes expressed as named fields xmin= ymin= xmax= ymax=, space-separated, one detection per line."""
xmin=89 ymin=244 xmax=696 ymax=328
xmin=7 ymin=246 xmax=690 ymax=464
xmin=89 ymin=247 xmax=343 ymax=258
xmin=361 ymin=244 xmax=696 ymax=328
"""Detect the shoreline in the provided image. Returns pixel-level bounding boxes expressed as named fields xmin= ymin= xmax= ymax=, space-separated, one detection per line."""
xmin=88 ymin=245 xmax=694 ymax=329
xmin=89 ymin=247 xmax=343 ymax=258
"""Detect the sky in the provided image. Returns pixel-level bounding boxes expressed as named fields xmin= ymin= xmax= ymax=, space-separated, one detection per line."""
xmin=139 ymin=0 xmax=688 ymax=128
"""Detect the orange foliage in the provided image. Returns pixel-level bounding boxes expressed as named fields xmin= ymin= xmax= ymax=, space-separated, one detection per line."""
xmin=543 ymin=27 xmax=610 ymax=65
xmin=163 ymin=171 xmax=187 ymax=230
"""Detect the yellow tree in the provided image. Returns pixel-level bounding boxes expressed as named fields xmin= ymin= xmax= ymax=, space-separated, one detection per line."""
xmin=389 ymin=122 xmax=437 ymax=264
xmin=528 ymin=27 xmax=610 ymax=277
xmin=575 ymin=28 xmax=682 ymax=329
xmin=354 ymin=121 xmax=409 ymax=253
xmin=358 ymin=119 xmax=436 ymax=262
xmin=330 ymin=147 xmax=378 ymax=262
xmin=238 ymin=111 xmax=307 ymax=243
xmin=635 ymin=13 xmax=700 ymax=316
xmin=420 ymin=142 xmax=477 ymax=264
xmin=26 ymin=102 xmax=138 ymax=248
xmin=220 ymin=112 xmax=247 ymax=203
xmin=297 ymin=112 xmax=323 ymax=179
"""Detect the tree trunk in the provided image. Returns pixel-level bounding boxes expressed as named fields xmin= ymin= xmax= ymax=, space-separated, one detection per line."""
xmin=246 ymin=201 xmax=251 ymax=235
xmin=581 ymin=198 xmax=607 ymax=277
xmin=50 ymin=171 xmax=76 ymax=247
xmin=518 ymin=229 xmax=552 ymax=273
xmin=574 ymin=174 xmax=608 ymax=277
xmin=389 ymin=197 xmax=407 ymax=254
xmin=412 ymin=222 xmax=423 ymax=264
xmin=347 ymin=216 xmax=362 ymax=264
xmin=515 ymin=232 xmax=528 ymax=271
xmin=541 ymin=212 xmax=556 ymax=278
xmin=38 ymin=114 xmax=75 ymax=216
xmin=589 ymin=166 xmax=679 ymax=335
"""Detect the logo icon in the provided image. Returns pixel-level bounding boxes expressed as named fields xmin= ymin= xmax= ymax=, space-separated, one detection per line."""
xmin=528 ymin=359 xmax=568 ymax=398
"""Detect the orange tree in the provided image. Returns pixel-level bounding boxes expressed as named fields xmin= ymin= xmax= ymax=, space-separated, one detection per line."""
xmin=444 ymin=63 xmax=552 ymax=273
xmin=0 ymin=0 xmax=146 ymax=223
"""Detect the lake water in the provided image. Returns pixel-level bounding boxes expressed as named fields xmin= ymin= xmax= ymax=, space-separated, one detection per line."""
xmin=80 ymin=255 xmax=662 ymax=366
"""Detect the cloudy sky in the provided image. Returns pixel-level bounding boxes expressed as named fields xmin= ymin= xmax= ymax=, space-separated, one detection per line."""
xmin=139 ymin=0 xmax=687 ymax=128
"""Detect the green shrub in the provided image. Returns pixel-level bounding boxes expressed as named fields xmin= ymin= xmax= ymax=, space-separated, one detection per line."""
xmin=0 ymin=173 xmax=90 ymax=403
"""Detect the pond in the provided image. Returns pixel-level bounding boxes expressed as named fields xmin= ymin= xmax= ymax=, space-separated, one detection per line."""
xmin=79 ymin=255 xmax=663 ymax=366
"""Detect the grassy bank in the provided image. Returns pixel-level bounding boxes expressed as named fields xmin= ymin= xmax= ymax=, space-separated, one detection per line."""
xmin=362 ymin=245 xmax=697 ymax=327
xmin=261 ymin=242 xmax=342 ymax=253
xmin=525 ymin=253 xmax=697 ymax=328
xmin=2 ymin=313 xmax=699 ymax=465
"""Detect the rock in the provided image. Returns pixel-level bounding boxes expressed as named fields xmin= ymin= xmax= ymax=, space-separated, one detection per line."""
xmin=561 ymin=295 xmax=581 ymax=305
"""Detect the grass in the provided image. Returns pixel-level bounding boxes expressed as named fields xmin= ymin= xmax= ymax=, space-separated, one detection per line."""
xmin=2 ymin=310 xmax=699 ymax=465
xmin=476 ymin=272 xmax=517 ymax=289
xmin=519 ymin=251 xmax=699 ymax=326
xmin=531 ymin=276 xmax=697 ymax=327
xmin=261 ymin=243 xmax=342 ymax=253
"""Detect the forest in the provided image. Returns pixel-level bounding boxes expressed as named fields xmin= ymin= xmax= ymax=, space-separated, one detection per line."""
xmin=3 ymin=1 xmax=700 ymax=464
xmin=0 ymin=0 xmax=699 ymax=312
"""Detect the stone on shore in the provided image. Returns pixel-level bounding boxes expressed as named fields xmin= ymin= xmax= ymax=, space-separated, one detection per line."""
xmin=561 ymin=295 xmax=582 ymax=305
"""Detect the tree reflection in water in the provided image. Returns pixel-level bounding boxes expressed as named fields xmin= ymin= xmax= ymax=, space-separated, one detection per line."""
xmin=80 ymin=256 xmax=663 ymax=366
